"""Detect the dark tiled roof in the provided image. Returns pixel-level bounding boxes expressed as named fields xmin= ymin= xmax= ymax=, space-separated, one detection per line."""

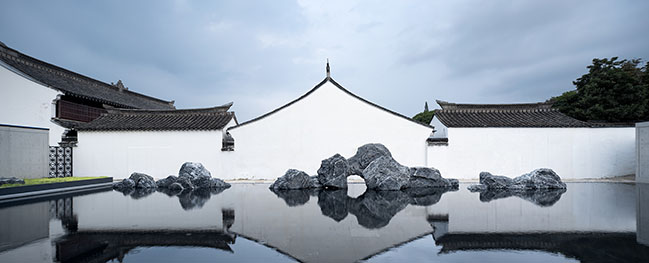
xmin=0 ymin=43 xmax=175 ymax=110
xmin=76 ymin=103 xmax=235 ymax=131
xmin=434 ymin=100 xmax=592 ymax=128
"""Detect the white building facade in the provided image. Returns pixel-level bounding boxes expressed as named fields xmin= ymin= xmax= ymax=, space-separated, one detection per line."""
xmin=73 ymin=105 xmax=237 ymax=179
xmin=222 ymin=76 xmax=434 ymax=179
xmin=427 ymin=100 xmax=636 ymax=179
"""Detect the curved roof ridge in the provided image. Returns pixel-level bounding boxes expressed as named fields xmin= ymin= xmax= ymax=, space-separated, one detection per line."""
xmin=436 ymin=100 xmax=554 ymax=111
xmin=0 ymin=42 xmax=175 ymax=109
xmin=107 ymin=102 xmax=233 ymax=115
xmin=229 ymin=77 xmax=433 ymax=130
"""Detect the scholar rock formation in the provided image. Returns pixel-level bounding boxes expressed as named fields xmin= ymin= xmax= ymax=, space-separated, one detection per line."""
xmin=0 ymin=177 xmax=25 ymax=186
xmin=130 ymin=172 xmax=157 ymax=188
xmin=409 ymin=167 xmax=459 ymax=188
xmin=362 ymin=156 xmax=411 ymax=190
xmin=270 ymin=143 xmax=458 ymax=191
xmin=156 ymin=175 xmax=178 ymax=188
xmin=468 ymin=168 xmax=566 ymax=192
xmin=470 ymin=187 xmax=567 ymax=207
xmin=114 ymin=162 xmax=230 ymax=197
xmin=179 ymin=162 xmax=212 ymax=181
xmin=348 ymin=143 xmax=392 ymax=175
xmin=317 ymin=154 xmax=350 ymax=189
xmin=269 ymin=169 xmax=321 ymax=190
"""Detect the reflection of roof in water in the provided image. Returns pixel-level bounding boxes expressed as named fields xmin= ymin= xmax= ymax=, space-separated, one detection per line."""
xmin=55 ymin=230 xmax=236 ymax=262
xmin=435 ymin=232 xmax=649 ymax=263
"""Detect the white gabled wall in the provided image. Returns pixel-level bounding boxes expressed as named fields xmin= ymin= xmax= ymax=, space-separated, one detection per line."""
xmin=224 ymin=80 xmax=433 ymax=179
xmin=0 ymin=63 xmax=65 ymax=146
xmin=74 ymin=130 xmax=224 ymax=179
xmin=427 ymin=127 xmax=636 ymax=179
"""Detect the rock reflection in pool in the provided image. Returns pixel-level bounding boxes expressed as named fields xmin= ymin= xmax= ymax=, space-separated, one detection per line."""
xmin=271 ymin=186 xmax=457 ymax=229
xmin=116 ymin=186 xmax=229 ymax=210
xmin=469 ymin=187 xmax=567 ymax=206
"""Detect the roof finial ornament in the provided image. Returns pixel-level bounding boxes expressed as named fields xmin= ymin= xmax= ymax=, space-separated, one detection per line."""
xmin=326 ymin=58 xmax=330 ymax=78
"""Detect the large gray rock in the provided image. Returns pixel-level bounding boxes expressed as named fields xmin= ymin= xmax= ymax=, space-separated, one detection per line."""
xmin=479 ymin=172 xmax=516 ymax=189
xmin=193 ymin=176 xmax=231 ymax=188
xmin=0 ymin=177 xmax=25 ymax=186
xmin=113 ymin=178 xmax=135 ymax=190
xmin=348 ymin=143 xmax=392 ymax=175
xmin=317 ymin=154 xmax=350 ymax=189
xmin=513 ymin=168 xmax=567 ymax=189
xmin=176 ymin=176 xmax=194 ymax=190
xmin=179 ymin=162 xmax=211 ymax=181
xmin=269 ymin=169 xmax=321 ymax=190
xmin=408 ymin=167 xmax=458 ymax=188
xmin=156 ymin=175 xmax=178 ymax=188
xmin=363 ymin=156 xmax=411 ymax=191
xmin=129 ymin=172 xmax=156 ymax=189
xmin=168 ymin=182 xmax=184 ymax=192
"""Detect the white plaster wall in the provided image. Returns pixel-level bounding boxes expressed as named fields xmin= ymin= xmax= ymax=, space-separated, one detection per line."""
xmin=427 ymin=127 xmax=635 ymax=179
xmin=637 ymin=122 xmax=649 ymax=184
xmin=0 ymin=62 xmax=65 ymax=146
xmin=74 ymin=130 xmax=225 ymax=179
xmin=224 ymin=80 xmax=433 ymax=179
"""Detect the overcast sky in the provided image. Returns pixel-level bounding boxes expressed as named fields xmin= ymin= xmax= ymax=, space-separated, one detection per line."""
xmin=1 ymin=0 xmax=648 ymax=121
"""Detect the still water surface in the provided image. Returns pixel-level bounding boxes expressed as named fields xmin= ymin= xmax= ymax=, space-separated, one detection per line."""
xmin=1 ymin=183 xmax=648 ymax=262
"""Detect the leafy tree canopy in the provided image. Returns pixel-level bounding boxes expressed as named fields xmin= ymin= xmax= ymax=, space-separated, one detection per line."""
xmin=413 ymin=101 xmax=435 ymax=124
xmin=549 ymin=57 xmax=649 ymax=122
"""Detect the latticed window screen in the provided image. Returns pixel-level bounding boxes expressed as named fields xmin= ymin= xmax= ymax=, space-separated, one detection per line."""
xmin=57 ymin=99 xmax=106 ymax=122
xmin=49 ymin=146 xmax=72 ymax=177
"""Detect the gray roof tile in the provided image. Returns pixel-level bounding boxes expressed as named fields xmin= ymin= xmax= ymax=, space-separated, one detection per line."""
xmin=77 ymin=103 xmax=235 ymax=131
xmin=0 ymin=44 xmax=174 ymax=110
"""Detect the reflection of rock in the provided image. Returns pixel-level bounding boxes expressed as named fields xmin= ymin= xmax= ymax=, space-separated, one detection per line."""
xmin=348 ymin=143 xmax=392 ymax=175
xmin=405 ymin=187 xmax=457 ymax=206
xmin=128 ymin=188 xmax=156 ymax=199
xmin=469 ymin=169 xmax=567 ymax=191
xmin=178 ymin=188 xmax=212 ymax=210
xmin=317 ymin=189 xmax=349 ymax=221
xmin=270 ymin=169 xmax=321 ymax=190
xmin=363 ymin=156 xmax=411 ymax=191
xmin=349 ymin=190 xmax=411 ymax=229
xmin=270 ymin=186 xmax=456 ymax=229
xmin=113 ymin=178 xmax=135 ymax=191
xmin=317 ymin=154 xmax=350 ymax=189
xmin=469 ymin=187 xmax=567 ymax=207
xmin=270 ymin=188 xmax=319 ymax=207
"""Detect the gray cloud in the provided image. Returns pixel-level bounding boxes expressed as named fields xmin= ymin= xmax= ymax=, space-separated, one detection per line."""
xmin=1 ymin=0 xmax=647 ymax=120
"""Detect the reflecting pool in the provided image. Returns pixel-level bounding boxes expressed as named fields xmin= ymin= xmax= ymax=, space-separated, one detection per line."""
xmin=1 ymin=182 xmax=648 ymax=262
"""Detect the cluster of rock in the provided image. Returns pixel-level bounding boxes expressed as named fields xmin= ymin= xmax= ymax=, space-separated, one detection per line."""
xmin=466 ymin=168 xmax=568 ymax=207
xmin=270 ymin=143 xmax=458 ymax=191
xmin=113 ymin=162 xmax=231 ymax=193
xmin=0 ymin=177 xmax=25 ymax=186
xmin=467 ymin=168 xmax=567 ymax=192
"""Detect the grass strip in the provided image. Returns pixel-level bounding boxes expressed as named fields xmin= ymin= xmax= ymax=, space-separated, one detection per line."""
xmin=0 ymin=177 xmax=108 ymax=188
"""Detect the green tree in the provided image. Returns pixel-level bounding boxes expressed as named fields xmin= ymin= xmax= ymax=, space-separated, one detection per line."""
xmin=413 ymin=101 xmax=435 ymax=124
xmin=549 ymin=57 xmax=649 ymax=122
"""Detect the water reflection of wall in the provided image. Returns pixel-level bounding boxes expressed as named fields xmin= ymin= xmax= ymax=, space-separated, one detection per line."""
xmin=638 ymin=183 xmax=649 ymax=246
xmin=426 ymin=183 xmax=637 ymax=233
xmin=0 ymin=202 xmax=49 ymax=252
